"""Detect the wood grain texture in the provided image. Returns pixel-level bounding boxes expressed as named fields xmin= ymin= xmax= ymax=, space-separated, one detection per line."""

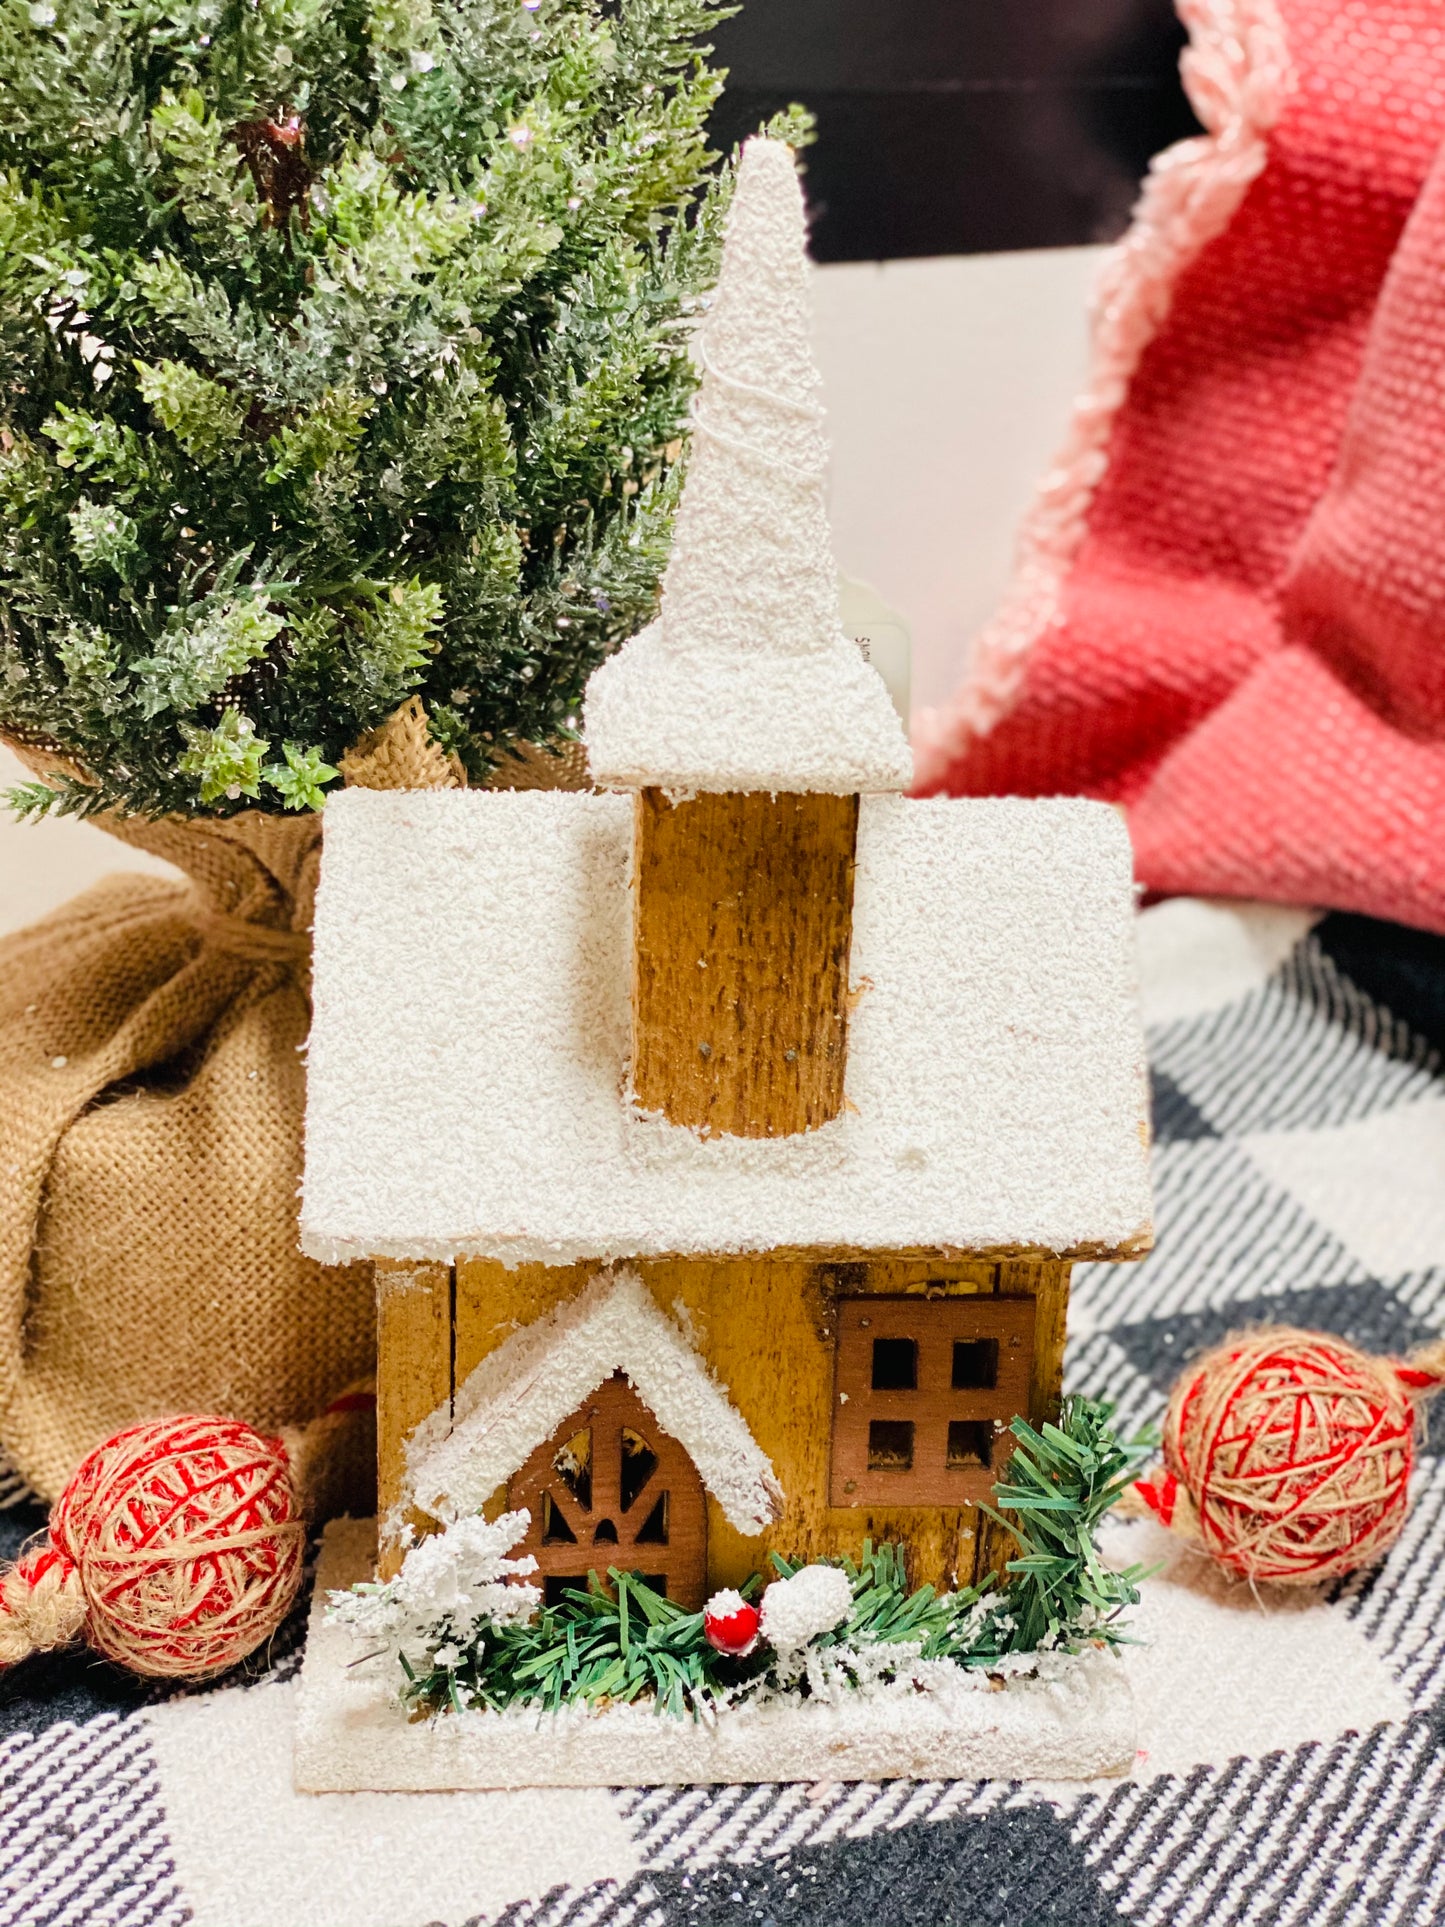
xmin=658 ymin=1257 xmax=1010 ymax=1593
xmin=430 ymin=1254 xmax=1074 ymax=1595
xmin=508 ymin=1372 xmax=709 ymax=1609
xmin=375 ymin=1259 xmax=453 ymax=1578
xmin=454 ymin=1258 xmax=593 ymax=1391
xmin=1009 ymin=1258 xmax=1070 ymax=1429
xmin=630 ymin=788 xmax=859 ymax=1137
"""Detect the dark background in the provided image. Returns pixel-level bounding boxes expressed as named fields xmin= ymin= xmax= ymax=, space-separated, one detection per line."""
xmin=709 ymin=0 xmax=1199 ymax=262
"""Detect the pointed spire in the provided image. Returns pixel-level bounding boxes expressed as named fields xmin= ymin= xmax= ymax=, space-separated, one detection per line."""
xmin=660 ymin=136 xmax=834 ymax=659
xmin=584 ymin=138 xmax=910 ymax=795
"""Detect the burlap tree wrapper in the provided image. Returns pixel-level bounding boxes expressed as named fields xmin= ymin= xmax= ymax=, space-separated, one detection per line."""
xmin=0 ymin=702 xmax=586 ymax=1504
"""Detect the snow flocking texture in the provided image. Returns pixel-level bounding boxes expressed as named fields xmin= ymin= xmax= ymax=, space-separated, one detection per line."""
xmin=300 ymin=788 xmax=1154 ymax=1267
xmin=404 ymin=1268 xmax=784 ymax=1536
xmin=327 ymin=1511 xmax=540 ymax=1673
xmin=298 ymin=1522 xmax=1140 ymax=1788
xmin=759 ymin=1564 xmax=853 ymax=1652
xmin=582 ymin=136 xmax=912 ymax=795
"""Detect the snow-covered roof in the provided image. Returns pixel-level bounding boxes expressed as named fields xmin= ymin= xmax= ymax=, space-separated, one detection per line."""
xmin=404 ymin=1269 xmax=782 ymax=1536
xmin=582 ymin=137 xmax=910 ymax=796
xmin=300 ymin=788 xmax=1153 ymax=1267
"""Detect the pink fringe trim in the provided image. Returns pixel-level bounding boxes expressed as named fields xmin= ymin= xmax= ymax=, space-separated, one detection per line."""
xmin=911 ymin=0 xmax=1294 ymax=788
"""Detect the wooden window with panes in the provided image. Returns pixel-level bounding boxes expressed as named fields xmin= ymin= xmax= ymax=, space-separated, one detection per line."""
xmin=829 ymin=1296 xmax=1035 ymax=1507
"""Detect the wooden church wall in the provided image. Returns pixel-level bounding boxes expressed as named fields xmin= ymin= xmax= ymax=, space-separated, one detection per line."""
xmin=376 ymin=1254 xmax=1070 ymax=1591
xmin=375 ymin=1258 xmax=454 ymax=1576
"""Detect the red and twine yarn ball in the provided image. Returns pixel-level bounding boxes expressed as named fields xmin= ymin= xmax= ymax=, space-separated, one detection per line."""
xmin=0 ymin=1415 xmax=305 ymax=1679
xmin=1151 ymin=1328 xmax=1437 ymax=1585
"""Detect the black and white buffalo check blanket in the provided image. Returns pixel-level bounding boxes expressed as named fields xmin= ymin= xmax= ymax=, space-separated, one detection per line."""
xmin=4 ymin=894 xmax=1444 ymax=1927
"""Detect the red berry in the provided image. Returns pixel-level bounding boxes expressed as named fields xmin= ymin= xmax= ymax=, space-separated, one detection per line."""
xmin=703 ymin=1591 xmax=759 ymax=1656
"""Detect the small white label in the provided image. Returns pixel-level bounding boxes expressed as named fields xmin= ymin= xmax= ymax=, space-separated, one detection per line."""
xmin=839 ymin=575 xmax=911 ymax=731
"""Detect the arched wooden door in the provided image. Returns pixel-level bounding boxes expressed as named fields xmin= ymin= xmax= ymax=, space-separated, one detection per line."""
xmin=508 ymin=1373 xmax=708 ymax=1609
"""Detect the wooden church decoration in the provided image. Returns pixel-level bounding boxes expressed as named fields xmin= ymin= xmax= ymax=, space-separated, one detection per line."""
xmin=297 ymin=139 xmax=1155 ymax=1787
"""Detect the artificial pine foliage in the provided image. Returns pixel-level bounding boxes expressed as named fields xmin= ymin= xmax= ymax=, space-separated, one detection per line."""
xmin=384 ymin=1396 xmax=1153 ymax=1720
xmin=766 ymin=1397 xmax=1151 ymax=1672
xmin=0 ymin=0 xmax=806 ymax=818
xmin=976 ymin=1394 xmax=1153 ymax=1658
xmin=407 ymin=1567 xmax=762 ymax=1719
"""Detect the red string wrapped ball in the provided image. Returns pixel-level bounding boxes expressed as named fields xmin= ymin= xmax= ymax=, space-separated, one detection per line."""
xmin=0 ymin=1415 xmax=305 ymax=1678
xmin=1150 ymin=1328 xmax=1438 ymax=1585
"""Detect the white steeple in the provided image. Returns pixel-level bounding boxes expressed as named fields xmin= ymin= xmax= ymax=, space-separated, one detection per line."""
xmin=583 ymin=138 xmax=911 ymax=795
xmin=660 ymin=133 xmax=834 ymax=660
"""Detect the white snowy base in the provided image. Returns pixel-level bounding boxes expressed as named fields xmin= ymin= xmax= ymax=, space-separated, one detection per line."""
xmin=295 ymin=1520 xmax=1137 ymax=1792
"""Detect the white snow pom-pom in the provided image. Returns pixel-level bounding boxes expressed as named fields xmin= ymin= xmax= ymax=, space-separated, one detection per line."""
xmin=759 ymin=1563 xmax=853 ymax=1653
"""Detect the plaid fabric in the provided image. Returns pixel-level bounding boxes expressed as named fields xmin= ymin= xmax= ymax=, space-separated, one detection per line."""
xmin=3 ymin=898 xmax=1443 ymax=1927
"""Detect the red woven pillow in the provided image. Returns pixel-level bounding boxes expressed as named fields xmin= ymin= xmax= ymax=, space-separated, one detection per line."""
xmin=916 ymin=0 xmax=1445 ymax=937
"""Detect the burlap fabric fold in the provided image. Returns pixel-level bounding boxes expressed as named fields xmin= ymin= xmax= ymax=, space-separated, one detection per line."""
xmin=0 ymin=798 xmax=377 ymax=1502
xmin=0 ymin=700 xmax=588 ymax=1505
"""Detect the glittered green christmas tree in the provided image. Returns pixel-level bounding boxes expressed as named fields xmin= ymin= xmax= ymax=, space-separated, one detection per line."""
xmin=0 ymin=0 xmax=803 ymax=817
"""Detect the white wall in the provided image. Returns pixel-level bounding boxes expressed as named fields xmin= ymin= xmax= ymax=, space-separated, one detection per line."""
xmin=0 ymin=750 xmax=180 ymax=933
xmin=0 ymin=244 xmax=1102 ymax=937
xmin=813 ymin=245 xmax=1100 ymax=712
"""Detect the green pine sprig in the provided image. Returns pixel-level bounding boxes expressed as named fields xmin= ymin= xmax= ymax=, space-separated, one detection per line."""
xmin=975 ymin=1395 xmax=1154 ymax=1658
xmin=768 ymin=1539 xmax=984 ymax=1658
xmin=403 ymin=1567 xmax=763 ymax=1720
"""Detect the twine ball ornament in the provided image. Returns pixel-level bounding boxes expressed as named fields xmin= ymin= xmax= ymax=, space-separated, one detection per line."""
xmin=0 ymin=1415 xmax=305 ymax=1678
xmin=1139 ymin=1328 xmax=1443 ymax=1585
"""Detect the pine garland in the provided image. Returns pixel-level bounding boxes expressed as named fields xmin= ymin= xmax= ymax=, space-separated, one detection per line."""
xmin=0 ymin=0 xmax=808 ymax=819
xmin=374 ymin=1395 xmax=1154 ymax=1721
xmin=408 ymin=1567 xmax=760 ymax=1720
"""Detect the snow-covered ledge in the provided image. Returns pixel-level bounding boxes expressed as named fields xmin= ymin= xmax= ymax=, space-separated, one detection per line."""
xmin=294 ymin=1520 xmax=1137 ymax=1793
